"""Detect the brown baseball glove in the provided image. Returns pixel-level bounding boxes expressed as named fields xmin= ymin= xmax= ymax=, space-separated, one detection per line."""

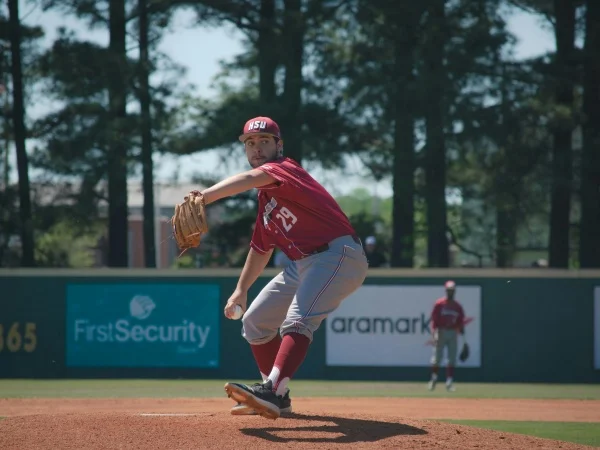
xmin=171 ymin=192 xmax=208 ymax=254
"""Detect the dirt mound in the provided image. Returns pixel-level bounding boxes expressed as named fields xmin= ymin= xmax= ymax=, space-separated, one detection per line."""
xmin=2 ymin=398 xmax=600 ymax=422
xmin=0 ymin=400 xmax=595 ymax=450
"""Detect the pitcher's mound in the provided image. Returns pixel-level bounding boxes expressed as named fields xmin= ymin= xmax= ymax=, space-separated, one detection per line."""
xmin=0 ymin=412 xmax=591 ymax=449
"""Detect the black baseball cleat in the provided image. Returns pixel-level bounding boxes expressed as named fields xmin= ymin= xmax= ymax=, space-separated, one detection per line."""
xmin=224 ymin=380 xmax=281 ymax=419
xmin=279 ymin=389 xmax=292 ymax=413
xmin=230 ymin=389 xmax=293 ymax=416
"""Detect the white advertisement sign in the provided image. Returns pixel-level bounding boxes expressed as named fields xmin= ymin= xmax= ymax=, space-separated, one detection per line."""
xmin=326 ymin=285 xmax=482 ymax=367
xmin=594 ymin=287 xmax=600 ymax=370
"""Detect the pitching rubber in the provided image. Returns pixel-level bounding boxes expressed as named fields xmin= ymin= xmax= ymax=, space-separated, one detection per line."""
xmin=224 ymin=383 xmax=280 ymax=420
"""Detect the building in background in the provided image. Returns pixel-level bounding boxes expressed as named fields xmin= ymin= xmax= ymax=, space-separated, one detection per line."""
xmin=13 ymin=181 xmax=223 ymax=268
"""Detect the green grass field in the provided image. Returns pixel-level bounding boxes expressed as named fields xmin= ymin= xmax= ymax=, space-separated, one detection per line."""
xmin=1 ymin=380 xmax=599 ymax=447
xmin=444 ymin=420 xmax=600 ymax=448
xmin=1 ymin=379 xmax=599 ymax=399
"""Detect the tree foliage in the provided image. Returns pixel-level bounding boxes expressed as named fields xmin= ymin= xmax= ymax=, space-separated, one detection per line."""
xmin=3 ymin=0 xmax=599 ymax=268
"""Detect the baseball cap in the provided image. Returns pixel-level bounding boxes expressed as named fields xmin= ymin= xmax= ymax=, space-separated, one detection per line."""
xmin=239 ymin=116 xmax=281 ymax=142
xmin=365 ymin=236 xmax=376 ymax=245
xmin=445 ymin=280 xmax=456 ymax=289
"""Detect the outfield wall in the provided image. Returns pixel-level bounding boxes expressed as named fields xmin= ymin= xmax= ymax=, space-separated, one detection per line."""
xmin=1 ymin=268 xmax=599 ymax=383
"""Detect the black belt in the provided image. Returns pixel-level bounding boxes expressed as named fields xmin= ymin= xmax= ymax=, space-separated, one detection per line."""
xmin=304 ymin=235 xmax=362 ymax=258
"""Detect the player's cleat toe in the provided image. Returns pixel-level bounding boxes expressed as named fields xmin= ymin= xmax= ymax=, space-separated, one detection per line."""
xmin=446 ymin=383 xmax=456 ymax=392
xmin=224 ymin=380 xmax=281 ymax=419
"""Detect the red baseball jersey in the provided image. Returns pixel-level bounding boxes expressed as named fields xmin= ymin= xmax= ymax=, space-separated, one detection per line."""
xmin=250 ymin=157 xmax=356 ymax=260
xmin=431 ymin=298 xmax=465 ymax=330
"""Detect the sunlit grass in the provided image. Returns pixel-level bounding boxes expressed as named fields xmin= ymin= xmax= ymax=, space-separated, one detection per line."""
xmin=444 ymin=420 xmax=600 ymax=447
xmin=0 ymin=379 xmax=599 ymax=399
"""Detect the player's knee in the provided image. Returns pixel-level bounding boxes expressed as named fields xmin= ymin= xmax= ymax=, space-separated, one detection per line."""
xmin=240 ymin=311 xmax=254 ymax=338
xmin=280 ymin=322 xmax=314 ymax=342
xmin=240 ymin=313 xmax=259 ymax=342
xmin=240 ymin=309 xmax=252 ymax=326
xmin=240 ymin=311 xmax=279 ymax=344
xmin=240 ymin=323 xmax=265 ymax=345
xmin=241 ymin=305 xmax=264 ymax=328
xmin=242 ymin=331 xmax=278 ymax=345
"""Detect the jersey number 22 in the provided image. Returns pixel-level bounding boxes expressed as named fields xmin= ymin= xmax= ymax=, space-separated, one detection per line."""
xmin=275 ymin=207 xmax=297 ymax=232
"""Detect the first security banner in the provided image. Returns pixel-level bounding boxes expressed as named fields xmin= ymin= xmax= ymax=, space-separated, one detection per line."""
xmin=67 ymin=284 xmax=220 ymax=368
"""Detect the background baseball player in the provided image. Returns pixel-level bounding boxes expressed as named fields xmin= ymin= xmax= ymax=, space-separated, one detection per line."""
xmin=429 ymin=280 xmax=465 ymax=392
xmin=363 ymin=236 xmax=387 ymax=267
xmin=193 ymin=116 xmax=368 ymax=419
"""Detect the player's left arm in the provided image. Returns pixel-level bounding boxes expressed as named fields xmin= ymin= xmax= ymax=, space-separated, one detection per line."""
xmin=200 ymin=170 xmax=276 ymax=205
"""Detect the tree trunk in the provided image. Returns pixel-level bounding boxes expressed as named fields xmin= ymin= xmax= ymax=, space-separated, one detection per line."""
xmin=1 ymin=48 xmax=10 ymax=190
xmin=282 ymin=0 xmax=304 ymax=164
xmin=2 ymin=92 xmax=9 ymax=190
xmin=107 ymin=0 xmax=129 ymax=267
xmin=0 ymin=47 xmax=12 ymax=189
xmin=579 ymin=0 xmax=600 ymax=267
xmin=423 ymin=0 xmax=449 ymax=267
xmin=8 ymin=0 xmax=35 ymax=267
xmin=258 ymin=0 xmax=277 ymax=109
xmin=139 ymin=0 xmax=156 ymax=268
xmin=390 ymin=12 xmax=418 ymax=268
xmin=548 ymin=0 xmax=576 ymax=268
xmin=495 ymin=190 xmax=518 ymax=267
xmin=495 ymin=63 xmax=520 ymax=268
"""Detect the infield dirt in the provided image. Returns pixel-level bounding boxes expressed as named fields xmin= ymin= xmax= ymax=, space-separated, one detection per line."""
xmin=1 ymin=398 xmax=598 ymax=449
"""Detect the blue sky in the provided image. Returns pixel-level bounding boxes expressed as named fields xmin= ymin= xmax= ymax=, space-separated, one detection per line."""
xmin=16 ymin=2 xmax=555 ymax=198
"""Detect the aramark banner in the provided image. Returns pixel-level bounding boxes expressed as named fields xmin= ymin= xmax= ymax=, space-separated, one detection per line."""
xmin=66 ymin=283 xmax=220 ymax=368
xmin=594 ymin=287 xmax=600 ymax=370
xmin=326 ymin=285 xmax=482 ymax=367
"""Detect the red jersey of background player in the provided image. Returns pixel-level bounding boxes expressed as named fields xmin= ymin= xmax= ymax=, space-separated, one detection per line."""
xmin=431 ymin=297 xmax=465 ymax=331
xmin=250 ymin=157 xmax=356 ymax=260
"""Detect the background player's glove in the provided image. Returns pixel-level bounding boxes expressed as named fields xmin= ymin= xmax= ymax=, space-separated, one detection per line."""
xmin=459 ymin=341 xmax=470 ymax=362
xmin=171 ymin=192 xmax=208 ymax=254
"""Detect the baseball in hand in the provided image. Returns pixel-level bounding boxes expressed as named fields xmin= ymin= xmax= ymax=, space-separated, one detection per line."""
xmin=230 ymin=305 xmax=244 ymax=320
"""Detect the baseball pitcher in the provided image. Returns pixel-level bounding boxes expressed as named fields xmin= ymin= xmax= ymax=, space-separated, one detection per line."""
xmin=183 ymin=116 xmax=368 ymax=419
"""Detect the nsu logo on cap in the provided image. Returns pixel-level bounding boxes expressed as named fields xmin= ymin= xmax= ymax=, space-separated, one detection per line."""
xmin=239 ymin=116 xmax=281 ymax=142
xmin=248 ymin=120 xmax=268 ymax=131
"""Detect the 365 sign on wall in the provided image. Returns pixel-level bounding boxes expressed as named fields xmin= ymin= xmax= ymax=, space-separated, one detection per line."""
xmin=67 ymin=284 xmax=220 ymax=368
xmin=326 ymin=285 xmax=482 ymax=367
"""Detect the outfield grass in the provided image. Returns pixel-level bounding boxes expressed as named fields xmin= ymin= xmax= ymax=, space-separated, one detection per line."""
xmin=445 ymin=420 xmax=600 ymax=448
xmin=0 ymin=379 xmax=599 ymax=399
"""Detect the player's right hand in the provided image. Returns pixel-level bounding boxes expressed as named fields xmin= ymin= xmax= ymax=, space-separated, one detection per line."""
xmin=224 ymin=289 xmax=248 ymax=319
